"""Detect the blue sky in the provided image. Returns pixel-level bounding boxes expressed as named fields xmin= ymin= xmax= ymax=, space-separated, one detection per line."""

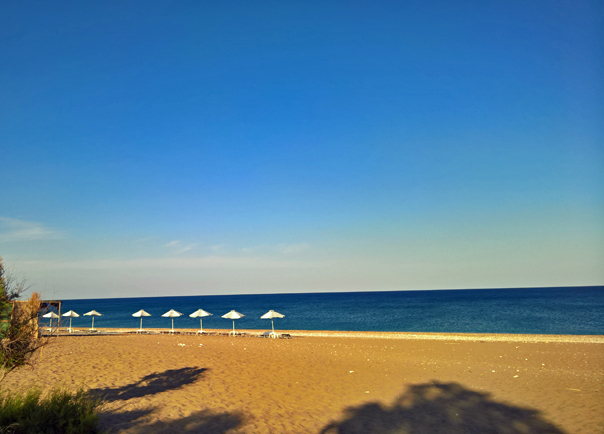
xmin=1 ymin=1 xmax=602 ymax=299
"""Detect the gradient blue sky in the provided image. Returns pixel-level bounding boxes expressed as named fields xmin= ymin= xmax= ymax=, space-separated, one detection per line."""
xmin=1 ymin=1 xmax=603 ymax=299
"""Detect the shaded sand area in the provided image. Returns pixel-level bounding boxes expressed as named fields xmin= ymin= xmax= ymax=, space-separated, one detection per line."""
xmin=2 ymin=330 xmax=603 ymax=433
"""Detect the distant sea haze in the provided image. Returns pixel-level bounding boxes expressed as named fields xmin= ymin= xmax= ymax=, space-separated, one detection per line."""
xmin=56 ymin=287 xmax=604 ymax=335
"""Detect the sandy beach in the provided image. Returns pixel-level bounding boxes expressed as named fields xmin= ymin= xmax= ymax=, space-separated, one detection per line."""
xmin=2 ymin=329 xmax=603 ymax=433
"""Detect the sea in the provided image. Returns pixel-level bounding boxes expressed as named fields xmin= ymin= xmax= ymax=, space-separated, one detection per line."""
xmin=50 ymin=286 xmax=603 ymax=335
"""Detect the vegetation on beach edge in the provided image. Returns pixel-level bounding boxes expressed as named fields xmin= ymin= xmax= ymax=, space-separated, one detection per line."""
xmin=0 ymin=386 xmax=104 ymax=434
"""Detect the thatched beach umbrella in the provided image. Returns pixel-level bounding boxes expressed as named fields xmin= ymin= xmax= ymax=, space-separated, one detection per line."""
xmin=42 ymin=311 xmax=59 ymax=331
xmin=222 ymin=310 xmax=245 ymax=336
xmin=162 ymin=309 xmax=183 ymax=333
xmin=189 ymin=309 xmax=212 ymax=334
xmin=84 ymin=310 xmax=103 ymax=331
xmin=261 ymin=310 xmax=284 ymax=338
xmin=62 ymin=310 xmax=79 ymax=333
xmin=132 ymin=309 xmax=151 ymax=332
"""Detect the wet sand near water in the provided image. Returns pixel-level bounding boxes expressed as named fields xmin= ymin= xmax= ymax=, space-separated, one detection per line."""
xmin=2 ymin=330 xmax=603 ymax=433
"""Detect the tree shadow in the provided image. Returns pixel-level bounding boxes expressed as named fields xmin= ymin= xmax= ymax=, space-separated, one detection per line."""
xmin=98 ymin=407 xmax=156 ymax=433
xmin=110 ymin=409 xmax=245 ymax=434
xmin=91 ymin=366 xmax=208 ymax=402
xmin=321 ymin=381 xmax=566 ymax=434
xmin=92 ymin=366 xmax=244 ymax=433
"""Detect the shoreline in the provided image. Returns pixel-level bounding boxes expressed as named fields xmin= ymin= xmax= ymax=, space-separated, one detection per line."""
xmin=50 ymin=326 xmax=604 ymax=343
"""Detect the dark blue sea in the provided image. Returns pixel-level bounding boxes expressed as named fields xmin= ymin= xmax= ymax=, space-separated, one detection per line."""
xmin=50 ymin=287 xmax=603 ymax=335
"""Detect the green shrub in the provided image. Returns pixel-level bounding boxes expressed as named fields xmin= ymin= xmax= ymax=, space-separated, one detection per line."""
xmin=0 ymin=387 xmax=103 ymax=434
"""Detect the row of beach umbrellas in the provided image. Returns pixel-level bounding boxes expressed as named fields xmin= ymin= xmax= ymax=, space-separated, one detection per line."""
xmin=43 ymin=309 xmax=285 ymax=337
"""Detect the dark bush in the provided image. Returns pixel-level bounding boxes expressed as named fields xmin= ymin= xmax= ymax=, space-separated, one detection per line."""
xmin=0 ymin=387 xmax=103 ymax=434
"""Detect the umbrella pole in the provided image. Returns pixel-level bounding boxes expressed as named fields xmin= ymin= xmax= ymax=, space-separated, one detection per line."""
xmin=271 ymin=319 xmax=275 ymax=338
xmin=232 ymin=320 xmax=235 ymax=335
xmin=171 ymin=318 xmax=174 ymax=333
xmin=69 ymin=317 xmax=72 ymax=333
xmin=200 ymin=318 xmax=203 ymax=333
xmin=140 ymin=317 xmax=143 ymax=332
xmin=91 ymin=316 xmax=95 ymax=331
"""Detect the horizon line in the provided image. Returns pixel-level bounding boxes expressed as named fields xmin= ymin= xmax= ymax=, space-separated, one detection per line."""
xmin=57 ymin=284 xmax=604 ymax=301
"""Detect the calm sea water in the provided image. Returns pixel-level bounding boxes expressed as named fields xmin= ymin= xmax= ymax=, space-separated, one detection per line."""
xmin=51 ymin=287 xmax=604 ymax=335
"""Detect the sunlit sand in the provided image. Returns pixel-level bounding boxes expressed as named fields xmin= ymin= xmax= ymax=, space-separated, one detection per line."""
xmin=3 ymin=329 xmax=602 ymax=433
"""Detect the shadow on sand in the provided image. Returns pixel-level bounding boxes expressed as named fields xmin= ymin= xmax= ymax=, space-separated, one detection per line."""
xmin=321 ymin=381 xmax=566 ymax=434
xmin=92 ymin=367 xmax=245 ymax=433
xmin=91 ymin=366 xmax=208 ymax=402
xmin=100 ymin=407 xmax=244 ymax=434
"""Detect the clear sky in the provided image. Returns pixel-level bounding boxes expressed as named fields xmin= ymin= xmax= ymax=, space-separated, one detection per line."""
xmin=1 ymin=1 xmax=602 ymax=300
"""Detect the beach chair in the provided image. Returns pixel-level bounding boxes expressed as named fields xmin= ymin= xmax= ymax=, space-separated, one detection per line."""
xmin=161 ymin=330 xmax=180 ymax=334
xmin=195 ymin=330 xmax=215 ymax=336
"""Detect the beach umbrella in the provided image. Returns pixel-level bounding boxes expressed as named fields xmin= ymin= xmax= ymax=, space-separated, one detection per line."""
xmin=222 ymin=310 xmax=245 ymax=335
xmin=162 ymin=309 xmax=183 ymax=333
xmin=132 ymin=309 xmax=151 ymax=332
xmin=261 ymin=310 xmax=285 ymax=338
xmin=62 ymin=310 xmax=79 ymax=333
xmin=83 ymin=310 xmax=103 ymax=331
xmin=42 ymin=311 xmax=59 ymax=330
xmin=189 ymin=309 xmax=212 ymax=334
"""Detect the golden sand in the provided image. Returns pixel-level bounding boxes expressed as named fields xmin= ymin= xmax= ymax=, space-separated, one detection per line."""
xmin=2 ymin=329 xmax=603 ymax=433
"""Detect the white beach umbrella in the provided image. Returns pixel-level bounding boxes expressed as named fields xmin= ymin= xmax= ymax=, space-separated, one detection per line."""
xmin=261 ymin=310 xmax=285 ymax=338
xmin=62 ymin=310 xmax=79 ymax=333
xmin=132 ymin=309 xmax=151 ymax=332
xmin=83 ymin=310 xmax=103 ymax=331
xmin=222 ymin=310 xmax=245 ymax=335
xmin=189 ymin=309 xmax=212 ymax=334
xmin=42 ymin=311 xmax=59 ymax=330
xmin=162 ymin=309 xmax=183 ymax=333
